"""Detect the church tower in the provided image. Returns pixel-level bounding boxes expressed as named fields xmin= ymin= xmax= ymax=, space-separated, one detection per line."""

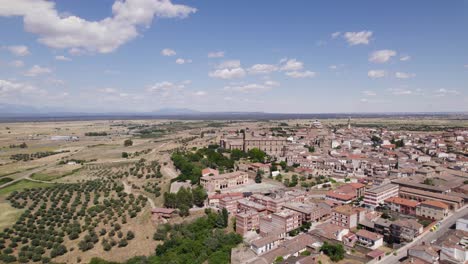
xmin=347 ymin=117 xmax=351 ymax=130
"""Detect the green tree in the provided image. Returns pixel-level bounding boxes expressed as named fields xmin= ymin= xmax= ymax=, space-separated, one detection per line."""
xmin=255 ymin=171 xmax=262 ymax=183
xmin=320 ymin=241 xmax=345 ymax=262
xmin=124 ymin=139 xmax=133 ymax=147
xmin=248 ymin=148 xmax=266 ymax=163
xmin=192 ymin=186 xmax=207 ymax=207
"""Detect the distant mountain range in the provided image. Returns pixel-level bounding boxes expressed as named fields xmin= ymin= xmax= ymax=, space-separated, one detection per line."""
xmin=0 ymin=104 xmax=466 ymax=122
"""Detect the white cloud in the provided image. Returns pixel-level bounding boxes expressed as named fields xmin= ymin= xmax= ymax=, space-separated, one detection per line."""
xmin=247 ymin=64 xmax=278 ymax=74
xmin=161 ymin=48 xmax=176 ymax=56
xmin=99 ymin=87 xmax=118 ymax=94
xmin=0 ymin=79 xmax=38 ymax=95
xmin=5 ymin=45 xmax=30 ymax=56
xmin=147 ymin=81 xmax=185 ymax=92
xmin=388 ymin=88 xmax=412 ymax=95
xmin=400 ymin=55 xmax=411 ymax=61
xmin=329 ymin=65 xmax=338 ymax=70
xmin=0 ymin=0 xmax=196 ymax=53
xmin=209 ymin=60 xmax=245 ymax=79
xmin=224 ymin=80 xmax=278 ymax=93
xmin=362 ymin=90 xmax=377 ymax=96
xmin=24 ymin=65 xmax=52 ymax=77
xmin=175 ymin=58 xmax=192 ymax=64
xmin=10 ymin=60 xmax=24 ymax=67
xmin=395 ymin=72 xmax=415 ymax=79
xmin=218 ymin=60 xmax=241 ymax=69
xmin=280 ymin=59 xmax=303 ymax=71
xmin=368 ymin=70 xmax=386 ymax=79
xmin=285 ymin=71 xmax=316 ymax=78
xmin=369 ymin=50 xmax=397 ymax=63
xmin=193 ymin=91 xmax=206 ymax=96
xmin=207 ymin=51 xmax=224 ymax=58
xmin=55 ymin=55 xmax=71 ymax=61
xmin=434 ymin=88 xmax=459 ymax=97
xmin=343 ymin=31 xmax=372 ymax=45
xmin=331 ymin=32 xmax=341 ymax=38
xmin=209 ymin=68 xmax=246 ymax=79
xmin=264 ymin=80 xmax=280 ymax=87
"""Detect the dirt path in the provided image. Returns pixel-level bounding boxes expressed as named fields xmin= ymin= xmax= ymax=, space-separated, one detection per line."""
xmin=122 ymin=180 xmax=156 ymax=209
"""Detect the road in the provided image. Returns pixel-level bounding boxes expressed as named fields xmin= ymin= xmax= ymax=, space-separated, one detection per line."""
xmin=0 ymin=165 xmax=51 ymax=189
xmin=378 ymin=205 xmax=468 ymax=264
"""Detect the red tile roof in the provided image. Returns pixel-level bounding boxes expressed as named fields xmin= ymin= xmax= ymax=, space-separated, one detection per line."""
xmin=420 ymin=200 xmax=449 ymax=209
xmin=385 ymin=197 xmax=419 ymax=208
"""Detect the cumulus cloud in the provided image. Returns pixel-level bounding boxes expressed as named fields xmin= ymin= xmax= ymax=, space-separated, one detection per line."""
xmin=224 ymin=80 xmax=278 ymax=93
xmin=217 ymin=60 xmax=241 ymax=69
xmin=24 ymin=65 xmax=52 ymax=77
xmin=343 ymin=31 xmax=373 ymax=45
xmin=388 ymin=88 xmax=413 ymax=95
xmin=362 ymin=90 xmax=377 ymax=96
xmin=247 ymin=64 xmax=278 ymax=74
xmin=207 ymin=51 xmax=224 ymax=58
xmin=193 ymin=91 xmax=206 ymax=96
xmin=0 ymin=0 xmax=196 ymax=53
xmin=331 ymin=32 xmax=341 ymax=38
xmin=175 ymin=58 xmax=192 ymax=64
xmin=55 ymin=55 xmax=71 ymax=61
xmin=209 ymin=60 xmax=245 ymax=79
xmin=285 ymin=71 xmax=316 ymax=78
xmin=4 ymin=45 xmax=30 ymax=56
xmin=0 ymin=79 xmax=38 ymax=95
xmin=280 ymin=59 xmax=304 ymax=71
xmin=400 ymin=55 xmax=411 ymax=61
xmin=209 ymin=68 xmax=246 ymax=79
xmin=161 ymin=48 xmax=176 ymax=56
xmin=147 ymin=81 xmax=185 ymax=92
xmin=395 ymin=72 xmax=415 ymax=79
xmin=368 ymin=70 xmax=386 ymax=79
xmin=369 ymin=50 xmax=397 ymax=63
xmin=434 ymin=88 xmax=459 ymax=96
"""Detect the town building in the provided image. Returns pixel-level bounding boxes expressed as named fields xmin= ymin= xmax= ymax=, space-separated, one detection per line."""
xmin=456 ymin=214 xmax=468 ymax=232
xmin=390 ymin=219 xmax=423 ymax=243
xmin=325 ymin=182 xmax=366 ymax=204
xmin=416 ymin=200 xmax=449 ymax=220
xmin=355 ymin=229 xmax=384 ymax=250
xmin=439 ymin=230 xmax=468 ymax=263
xmin=330 ymin=205 xmax=365 ymax=229
xmin=399 ymin=187 xmax=464 ymax=210
xmin=364 ymin=183 xmax=399 ymax=208
xmin=384 ymin=196 xmax=419 ymax=215
xmin=259 ymin=210 xmax=302 ymax=236
xmin=236 ymin=210 xmax=260 ymax=235
xmin=282 ymin=202 xmax=330 ymax=223
xmin=250 ymin=235 xmax=284 ymax=255
xmin=200 ymin=171 xmax=249 ymax=192
xmin=407 ymin=245 xmax=440 ymax=264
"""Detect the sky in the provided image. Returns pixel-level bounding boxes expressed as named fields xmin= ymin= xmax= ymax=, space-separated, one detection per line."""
xmin=0 ymin=0 xmax=467 ymax=113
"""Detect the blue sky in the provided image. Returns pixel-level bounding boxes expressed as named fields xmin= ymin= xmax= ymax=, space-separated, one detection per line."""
xmin=0 ymin=0 xmax=467 ymax=113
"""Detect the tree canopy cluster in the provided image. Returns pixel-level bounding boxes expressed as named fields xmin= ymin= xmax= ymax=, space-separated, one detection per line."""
xmin=163 ymin=186 xmax=207 ymax=216
xmin=320 ymin=241 xmax=345 ymax=262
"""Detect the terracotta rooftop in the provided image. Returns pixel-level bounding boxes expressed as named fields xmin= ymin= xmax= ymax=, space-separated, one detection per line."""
xmin=356 ymin=229 xmax=383 ymax=241
xmin=385 ymin=196 xmax=419 ymax=207
xmin=333 ymin=205 xmax=364 ymax=216
xmin=420 ymin=200 xmax=449 ymax=209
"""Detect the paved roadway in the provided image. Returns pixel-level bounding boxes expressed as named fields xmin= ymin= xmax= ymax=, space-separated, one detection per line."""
xmin=378 ymin=205 xmax=468 ymax=264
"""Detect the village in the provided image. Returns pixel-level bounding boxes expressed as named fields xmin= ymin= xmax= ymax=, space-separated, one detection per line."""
xmin=153 ymin=119 xmax=468 ymax=264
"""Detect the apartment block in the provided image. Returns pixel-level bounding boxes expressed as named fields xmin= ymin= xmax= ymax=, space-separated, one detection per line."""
xmin=364 ymin=183 xmax=399 ymax=208
xmin=331 ymin=204 xmax=366 ymax=229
